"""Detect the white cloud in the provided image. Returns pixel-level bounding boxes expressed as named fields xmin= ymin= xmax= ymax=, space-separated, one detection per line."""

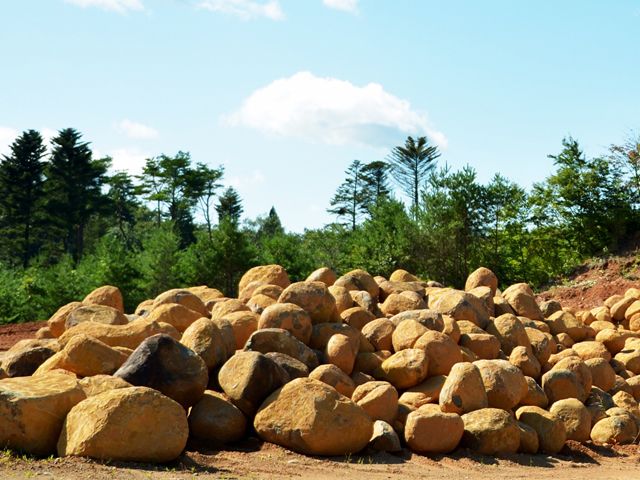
xmin=115 ymin=119 xmax=159 ymax=139
xmin=227 ymin=169 xmax=265 ymax=191
xmin=63 ymin=0 xmax=144 ymax=14
xmin=0 ymin=127 xmax=18 ymax=157
xmin=323 ymin=0 xmax=359 ymax=12
xmin=199 ymin=0 xmax=284 ymax=20
xmin=223 ymin=71 xmax=447 ymax=149
xmin=108 ymin=147 xmax=151 ymax=176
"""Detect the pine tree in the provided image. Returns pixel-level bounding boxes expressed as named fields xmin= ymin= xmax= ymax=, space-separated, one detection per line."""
xmin=215 ymin=187 xmax=244 ymax=223
xmin=361 ymin=160 xmax=391 ymax=212
xmin=387 ymin=136 xmax=440 ymax=219
xmin=0 ymin=130 xmax=47 ymax=267
xmin=327 ymin=160 xmax=369 ymax=230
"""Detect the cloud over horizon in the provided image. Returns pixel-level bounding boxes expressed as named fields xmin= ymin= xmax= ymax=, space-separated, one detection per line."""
xmin=323 ymin=0 xmax=360 ymax=13
xmin=115 ymin=119 xmax=159 ymax=139
xmin=63 ymin=0 xmax=144 ymax=14
xmin=223 ymin=71 xmax=446 ymax=149
xmin=199 ymin=0 xmax=284 ymax=21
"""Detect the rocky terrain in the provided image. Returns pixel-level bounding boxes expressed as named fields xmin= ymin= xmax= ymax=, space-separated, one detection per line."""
xmin=1 ymin=263 xmax=640 ymax=479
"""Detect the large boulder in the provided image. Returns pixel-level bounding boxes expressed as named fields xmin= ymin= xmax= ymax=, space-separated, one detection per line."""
xmin=278 ymin=281 xmax=337 ymax=324
xmin=66 ymin=304 xmax=129 ymax=330
xmin=585 ymin=357 xmax=616 ymax=392
xmin=341 ymin=307 xmax=377 ymax=331
xmin=265 ymin=352 xmax=309 ymax=380
xmin=328 ymin=285 xmax=354 ymax=313
xmin=502 ymin=284 xmax=544 ymax=321
xmin=218 ymin=351 xmax=289 ymax=417
xmin=258 ymin=303 xmax=313 ymax=345
xmin=414 ymin=330 xmax=463 ymax=376
xmin=223 ymin=311 xmax=260 ymax=349
xmin=351 ymin=381 xmax=398 ymax=425
xmin=398 ymin=376 xmax=446 ymax=409
xmin=389 ymin=309 xmax=444 ymax=331
xmin=1 ymin=343 xmax=57 ymax=378
xmin=180 ymin=318 xmax=226 ymax=371
xmin=391 ymin=319 xmax=428 ymax=351
xmin=58 ymin=386 xmax=188 ymax=462
xmin=244 ymin=328 xmax=319 ymax=371
xmin=439 ymin=362 xmax=488 ymax=415
xmin=48 ymin=301 xmax=82 ymax=338
xmin=460 ymin=408 xmax=520 ymax=455
xmin=361 ymin=319 xmax=395 ymax=351
xmin=590 ymin=414 xmax=638 ymax=445
xmin=515 ymin=406 xmax=566 ymax=453
xmin=113 ymin=334 xmax=208 ymax=409
xmin=0 ymin=373 xmax=86 ymax=456
xmin=35 ymin=334 xmax=128 ymax=377
xmin=459 ymin=333 xmax=501 ymax=360
xmin=509 ymin=346 xmax=541 ymax=379
xmin=254 ymin=378 xmax=373 ymax=456
xmin=58 ymin=317 xmax=180 ymax=350
xmin=152 ymin=288 xmax=208 ymax=317
xmin=148 ymin=303 xmax=205 ymax=334
xmin=83 ymin=285 xmax=124 ymax=313
xmin=404 ymin=406 xmax=464 ymax=453
xmin=334 ymin=269 xmax=380 ymax=299
xmin=369 ymin=420 xmax=402 ymax=452
xmin=541 ymin=369 xmax=586 ymax=404
xmin=429 ymin=290 xmax=490 ymax=329
xmin=79 ymin=375 xmax=133 ymax=397
xmin=309 ymin=364 xmax=356 ymax=398
xmin=486 ymin=314 xmax=531 ymax=356
xmin=474 ymin=359 xmax=527 ymax=410
xmin=525 ymin=327 xmax=555 ymax=366
xmin=325 ymin=333 xmax=357 ymax=375
xmin=465 ymin=267 xmax=498 ymax=295
xmin=548 ymin=398 xmax=591 ymax=443
xmin=188 ymin=390 xmax=248 ymax=444
xmin=373 ymin=349 xmax=429 ymax=389
xmin=305 ymin=267 xmax=336 ymax=286
xmin=519 ymin=376 xmax=549 ymax=409
xmin=239 ymin=265 xmax=291 ymax=293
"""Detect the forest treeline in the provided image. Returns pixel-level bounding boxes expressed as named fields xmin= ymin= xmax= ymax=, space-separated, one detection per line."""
xmin=1 ymin=128 xmax=639 ymax=324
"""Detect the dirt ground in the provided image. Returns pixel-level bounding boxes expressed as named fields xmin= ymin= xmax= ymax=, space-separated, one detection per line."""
xmin=2 ymin=255 xmax=640 ymax=479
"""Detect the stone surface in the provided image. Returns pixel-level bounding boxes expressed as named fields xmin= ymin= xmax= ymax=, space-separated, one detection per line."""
xmin=222 ymin=311 xmax=260 ymax=350
xmin=509 ymin=345 xmax=541 ymax=378
xmin=486 ymin=314 xmax=532 ymax=356
xmin=147 ymin=303 xmax=205 ymax=334
xmin=328 ymin=285 xmax=354 ymax=313
xmin=351 ymin=381 xmax=398 ymax=424
xmin=265 ymin=352 xmax=309 ymax=380
xmin=188 ymin=390 xmax=248 ymax=444
xmin=361 ymin=318 xmax=395 ymax=351
xmin=414 ymin=330 xmax=463 ymax=376
xmin=391 ymin=319 xmax=428 ymax=351
xmin=254 ymin=378 xmax=373 ymax=456
xmin=325 ymin=333 xmax=357 ymax=375
xmin=460 ymin=408 xmax=520 ymax=455
xmin=239 ymin=265 xmax=291 ymax=294
xmin=439 ymin=362 xmax=488 ymax=415
xmin=244 ymin=328 xmax=319 ymax=371
xmin=334 ymin=269 xmax=380 ymax=299
xmin=48 ymin=302 xmax=82 ymax=338
xmin=465 ymin=267 xmax=498 ymax=295
xmin=399 ymin=375 xmax=447 ymax=409
xmin=153 ymin=288 xmax=208 ymax=317
xmin=210 ymin=299 xmax=251 ymax=319
xmin=58 ymin=386 xmax=188 ymax=462
xmin=519 ymin=375 xmax=549 ymax=409
xmin=459 ymin=333 xmax=501 ymax=360
xmin=341 ymin=307 xmax=377 ymax=331
xmin=373 ymin=349 xmax=429 ymax=389
xmin=66 ymin=304 xmax=129 ymax=330
xmin=585 ymin=357 xmax=616 ymax=392
xmin=429 ymin=290 xmax=490 ymax=329
xmin=369 ymin=420 xmax=402 ymax=452
xmin=474 ymin=359 xmax=527 ymax=410
xmin=590 ymin=415 xmax=638 ymax=445
xmin=549 ymin=398 xmax=591 ymax=443
xmin=517 ymin=420 xmax=539 ymax=454
xmin=502 ymin=285 xmax=544 ymax=321
xmin=405 ymin=406 xmax=464 ymax=453
xmin=380 ymin=293 xmax=426 ymax=316
xmin=525 ymin=327 xmax=555 ymax=366
xmin=218 ymin=351 xmax=289 ymax=417
xmin=305 ymin=267 xmax=337 ymax=286
xmin=516 ymin=406 xmax=566 ymax=453
xmin=353 ymin=351 xmax=392 ymax=375
xmin=309 ymin=364 xmax=356 ymax=398
xmin=83 ymin=285 xmax=124 ymax=313
xmin=0 ymin=373 xmax=86 ymax=456
xmin=552 ymin=356 xmax=593 ymax=398
xmin=35 ymin=334 xmax=128 ymax=377
xmin=389 ymin=309 xmax=445 ymax=331
xmin=1 ymin=344 xmax=56 ymax=378
xmin=180 ymin=318 xmax=226 ymax=371
xmin=542 ymin=369 xmax=586 ymax=404
xmin=114 ymin=334 xmax=208 ymax=409
xmin=78 ymin=375 xmax=133 ymax=397
xmin=258 ymin=303 xmax=313 ymax=345
xmin=278 ymin=281 xmax=337 ymax=324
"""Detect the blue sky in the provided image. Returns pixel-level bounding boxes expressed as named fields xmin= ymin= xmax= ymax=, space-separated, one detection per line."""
xmin=1 ymin=0 xmax=639 ymax=232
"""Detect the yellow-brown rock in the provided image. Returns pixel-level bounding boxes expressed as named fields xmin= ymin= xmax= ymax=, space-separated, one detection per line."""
xmin=517 ymin=420 xmax=539 ymax=454
xmin=460 ymin=345 xmax=479 ymax=362
xmin=153 ymin=288 xmax=208 ymax=317
xmin=147 ymin=303 xmax=203 ymax=333
xmin=353 ymin=351 xmax=392 ymax=375
xmin=239 ymin=281 xmax=267 ymax=303
xmin=590 ymin=415 xmax=638 ymax=445
xmin=349 ymin=290 xmax=380 ymax=316
xmin=238 ymin=265 xmax=290 ymax=294
xmin=223 ymin=311 xmax=260 ymax=349
xmin=389 ymin=269 xmax=420 ymax=283
xmin=547 ymin=311 xmax=589 ymax=342
xmin=59 ymin=317 xmax=180 ymax=350
xmin=35 ymin=334 xmax=128 ymax=377
xmin=210 ymin=299 xmax=251 ymax=320
xmin=352 ymin=381 xmax=398 ymax=424
xmin=66 ymin=304 xmax=129 ymax=331
xmin=549 ymin=398 xmax=590 ymax=443
xmin=487 ymin=314 xmax=532 ymax=356
xmin=48 ymin=302 xmax=82 ymax=338
xmin=509 ymin=346 xmax=541 ymax=378
xmin=78 ymin=375 xmax=133 ymax=397
xmin=254 ymin=378 xmax=373 ymax=455
xmin=612 ymin=390 xmax=640 ymax=418
xmin=211 ymin=317 xmax=237 ymax=360
xmin=83 ymin=285 xmax=124 ymax=313
xmin=502 ymin=285 xmax=544 ymax=321
xmin=468 ymin=286 xmax=494 ymax=315
xmin=626 ymin=376 xmax=640 ymax=400
xmin=246 ymin=293 xmax=276 ymax=314
xmin=180 ymin=318 xmax=226 ymax=370
xmin=380 ymin=293 xmax=425 ymax=316
xmin=341 ymin=306 xmax=376 ymax=331
xmin=134 ymin=299 xmax=154 ymax=316
xmin=0 ymin=373 xmax=86 ymax=456
xmin=1 ymin=341 xmax=57 ymax=378
xmin=361 ymin=318 xmax=395 ymax=351
xmin=258 ymin=303 xmax=313 ymax=345
xmin=334 ymin=269 xmax=380 ymax=299
xmin=591 ymin=306 xmax=612 ymax=323
xmin=465 ymin=267 xmax=498 ymax=295
xmin=391 ymin=319 xmax=428 ymax=351
xmin=585 ymin=357 xmax=616 ymax=392
xmin=625 ymin=300 xmax=640 ymax=321
xmin=439 ymin=362 xmax=487 ymax=415
xmin=373 ymin=349 xmax=429 ymax=389
xmin=309 ymin=364 xmax=356 ymax=398
xmin=58 ymin=386 xmax=187 ymax=462
xmin=328 ymin=285 xmax=354 ymax=313
xmin=442 ymin=314 xmax=461 ymax=343
xmin=460 ymin=408 xmax=520 ymax=454
xmin=188 ymin=390 xmax=247 ymax=443
xmin=474 ymin=359 xmax=527 ymax=410
xmin=325 ymin=334 xmax=356 ymax=375
xmin=378 ymin=281 xmax=426 ymax=302
xmin=278 ymin=281 xmax=337 ymax=324
xmin=611 ymin=296 xmax=637 ymax=322
xmin=596 ymin=328 xmax=626 ymax=355
xmin=429 ymin=290 xmax=490 ymax=329
xmin=519 ymin=375 xmax=549 ymax=408
xmin=398 ymin=375 xmax=446 ymax=409
xmin=552 ymin=356 xmax=593 ymax=395
xmin=493 ymin=295 xmax=515 ymax=316
xmin=414 ymin=330 xmax=463 ymax=376
xmin=306 ymin=267 xmax=336 ymax=286
xmin=542 ymin=369 xmax=586 ymax=403
xmin=614 ymin=348 xmax=640 ymax=374
xmin=309 ymin=323 xmax=360 ymax=352
xmin=405 ymin=408 xmax=463 ymax=453
xmin=185 ymin=286 xmax=224 ymax=303
xmin=457 ymin=320 xmax=485 ymax=335
xmin=516 ymin=405 xmax=566 ymax=453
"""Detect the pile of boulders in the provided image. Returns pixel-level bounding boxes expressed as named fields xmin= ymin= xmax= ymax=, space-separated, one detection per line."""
xmin=1 ymin=265 xmax=640 ymax=462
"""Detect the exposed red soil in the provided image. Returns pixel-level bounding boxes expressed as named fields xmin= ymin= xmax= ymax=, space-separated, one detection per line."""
xmin=0 ymin=320 xmax=47 ymax=352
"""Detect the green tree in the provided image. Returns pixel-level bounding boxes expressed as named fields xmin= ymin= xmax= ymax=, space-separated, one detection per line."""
xmin=216 ymin=187 xmax=244 ymax=223
xmin=361 ymin=160 xmax=391 ymax=211
xmin=0 ymin=130 xmax=47 ymax=267
xmin=327 ymin=160 xmax=369 ymax=230
xmin=139 ymin=222 xmax=183 ymax=298
xmin=106 ymin=170 xmax=140 ymax=248
xmin=387 ymin=136 xmax=440 ymax=219
xmin=44 ymin=128 xmax=110 ymax=261
xmin=192 ymin=162 xmax=224 ymax=239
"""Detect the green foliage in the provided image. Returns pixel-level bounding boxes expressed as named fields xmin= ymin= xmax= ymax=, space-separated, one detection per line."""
xmin=216 ymin=187 xmax=244 ymax=224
